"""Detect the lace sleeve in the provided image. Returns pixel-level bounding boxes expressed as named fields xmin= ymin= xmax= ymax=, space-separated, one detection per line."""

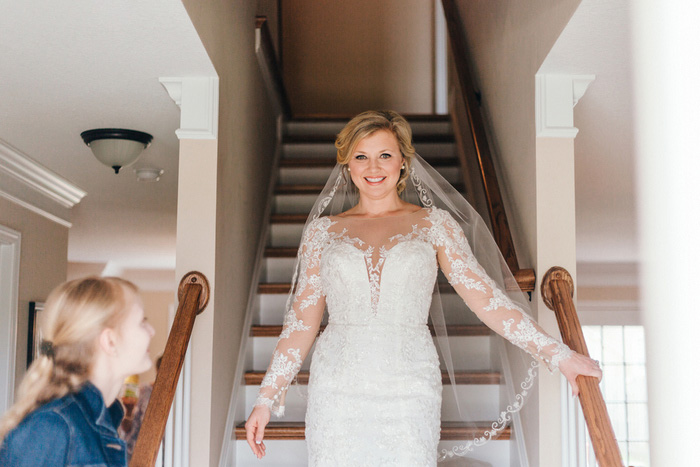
xmin=430 ymin=209 xmax=573 ymax=372
xmin=253 ymin=218 xmax=328 ymax=416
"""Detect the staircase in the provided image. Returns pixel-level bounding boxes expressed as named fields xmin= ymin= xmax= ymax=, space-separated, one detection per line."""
xmin=232 ymin=116 xmax=517 ymax=466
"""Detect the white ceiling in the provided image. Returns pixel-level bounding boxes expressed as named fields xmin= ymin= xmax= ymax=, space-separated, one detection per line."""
xmin=0 ymin=0 xmax=215 ymax=289
xmin=539 ymin=0 xmax=638 ymax=272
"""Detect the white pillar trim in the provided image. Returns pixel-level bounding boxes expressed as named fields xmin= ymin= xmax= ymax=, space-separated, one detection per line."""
xmin=434 ymin=0 xmax=448 ymax=115
xmin=536 ymin=74 xmax=595 ymax=138
xmin=160 ymin=77 xmax=219 ymax=140
xmin=0 ymin=225 xmax=21 ymax=415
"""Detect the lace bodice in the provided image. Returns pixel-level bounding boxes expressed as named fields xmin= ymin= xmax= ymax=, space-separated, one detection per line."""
xmin=255 ymin=207 xmax=572 ymax=415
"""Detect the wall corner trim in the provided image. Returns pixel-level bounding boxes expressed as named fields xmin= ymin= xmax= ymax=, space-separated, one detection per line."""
xmin=159 ymin=77 xmax=219 ymax=140
xmin=536 ymin=74 xmax=595 ymax=138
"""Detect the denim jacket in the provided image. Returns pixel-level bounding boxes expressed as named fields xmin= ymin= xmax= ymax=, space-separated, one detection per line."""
xmin=0 ymin=382 xmax=126 ymax=467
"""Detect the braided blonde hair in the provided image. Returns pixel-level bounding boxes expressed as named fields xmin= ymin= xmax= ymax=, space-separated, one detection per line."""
xmin=335 ymin=110 xmax=416 ymax=194
xmin=0 ymin=277 xmax=137 ymax=443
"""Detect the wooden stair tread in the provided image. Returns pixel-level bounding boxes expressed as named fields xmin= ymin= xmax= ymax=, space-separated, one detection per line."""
xmin=290 ymin=114 xmax=452 ymax=122
xmin=250 ymin=324 xmax=491 ymax=337
xmin=234 ymin=421 xmax=510 ymax=441
xmin=283 ymin=134 xmax=455 ymax=144
xmin=270 ymin=213 xmax=308 ymax=224
xmin=244 ymin=370 xmax=501 ymax=385
xmin=277 ymin=183 xmax=465 ymax=196
xmin=280 ymin=157 xmax=457 ymax=168
xmin=258 ymin=269 xmax=535 ymax=293
xmin=265 ymin=247 xmax=298 ymax=258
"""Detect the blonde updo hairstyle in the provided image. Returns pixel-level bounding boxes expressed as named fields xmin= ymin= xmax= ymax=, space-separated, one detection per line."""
xmin=335 ymin=110 xmax=416 ymax=194
xmin=0 ymin=277 xmax=138 ymax=443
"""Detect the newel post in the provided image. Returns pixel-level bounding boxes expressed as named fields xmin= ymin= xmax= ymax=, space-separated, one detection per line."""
xmin=541 ymin=266 xmax=623 ymax=467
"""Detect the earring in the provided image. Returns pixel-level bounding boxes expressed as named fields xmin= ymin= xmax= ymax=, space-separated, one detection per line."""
xmin=401 ymin=164 xmax=405 ymax=170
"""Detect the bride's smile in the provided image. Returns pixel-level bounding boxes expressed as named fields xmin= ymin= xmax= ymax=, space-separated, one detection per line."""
xmin=347 ymin=129 xmax=404 ymax=196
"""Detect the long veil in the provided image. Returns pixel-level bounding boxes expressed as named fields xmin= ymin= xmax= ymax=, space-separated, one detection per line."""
xmin=287 ymin=154 xmax=540 ymax=460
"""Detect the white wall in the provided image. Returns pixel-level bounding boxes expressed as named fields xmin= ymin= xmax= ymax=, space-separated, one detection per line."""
xmin=631 ymin=1 xmax=700 ymax=464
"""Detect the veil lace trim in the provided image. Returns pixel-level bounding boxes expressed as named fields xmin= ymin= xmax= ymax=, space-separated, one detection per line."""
xmin=256 ymin=154 xmax=573 ymax=458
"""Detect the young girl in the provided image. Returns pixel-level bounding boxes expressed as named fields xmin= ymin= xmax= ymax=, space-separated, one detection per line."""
xmin=0 ymin=276 xmax=155 ymax=466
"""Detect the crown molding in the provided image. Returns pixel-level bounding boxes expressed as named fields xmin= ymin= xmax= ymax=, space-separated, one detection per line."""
xmin=0 ymin=140 xmax=86 ymax=227
xmin=160 ymin=76 xmax=219 ymax=140
xmin=536 ymin=74 xmax=595 ymax=138
xmin=0 ymin=188 xmax=72 ymax=228
xmin=0 ymin=139 xmax=86 ymax=208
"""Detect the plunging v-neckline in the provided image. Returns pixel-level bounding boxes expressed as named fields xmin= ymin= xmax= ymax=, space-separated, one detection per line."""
xmin=334 ymin=236 xmax=431 ymax=314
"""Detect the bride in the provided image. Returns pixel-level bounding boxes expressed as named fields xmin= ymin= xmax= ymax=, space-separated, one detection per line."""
xmin=245 ymin=110 xmax=601 ymax=465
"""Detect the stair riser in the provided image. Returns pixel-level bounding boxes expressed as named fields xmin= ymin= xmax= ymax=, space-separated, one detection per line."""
xmin=285 ymin=120 xmax=453 ymax=138
xmin=243 ymin=385 xmax=501 ymax=423
xmin=236 ymin=440 xmax=308 ymax=466
xmin=283 ymin=142 xmax=455 ymax=159
xmin=251 ymin=336 xmax=493 ymax=372
xmin=278 ymin=165 xmax=461 ymax=185
xmin=269 ymin=224 xmax=305 ymax=247
xmin=257 ymin=295 xmax=289 ymax=324
xmin=234 ymin=439 xmax=510 ymax=466
xmin=262 ymin=257 xmax=296 ymax=282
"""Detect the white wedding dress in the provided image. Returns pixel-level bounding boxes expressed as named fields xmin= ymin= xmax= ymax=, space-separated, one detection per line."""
xmin=255 ymin=207 xmax=572 ymax=466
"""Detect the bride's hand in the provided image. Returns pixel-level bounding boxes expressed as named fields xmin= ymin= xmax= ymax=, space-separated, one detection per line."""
xmin=245 ymin=406 xmax=271 ymax=459
xmin=559 ymin=352 xmax=603 ymax=397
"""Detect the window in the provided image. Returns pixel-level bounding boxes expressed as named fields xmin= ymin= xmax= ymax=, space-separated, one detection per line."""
xmin=582 ymin=325 xmax=649 ymax=466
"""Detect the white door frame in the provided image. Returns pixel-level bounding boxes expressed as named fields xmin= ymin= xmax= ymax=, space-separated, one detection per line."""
xmin=0 ymin=225 xmax=21 ymax=414
xmin=434 ymin=0 xmax=448 ymax=114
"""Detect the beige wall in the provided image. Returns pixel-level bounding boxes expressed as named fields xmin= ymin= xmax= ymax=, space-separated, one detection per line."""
xmin=137 ymin=290 xmax=174 ymax=384
xmin=454 ymin=0 xmax=581 ymax=269
xmin=282 ymin=0 xmax=434 ymax=115
xmin=0 ymin=198 xmax=68 ymax=392
xmin=179 ymin=1 xmax=279 ymax=465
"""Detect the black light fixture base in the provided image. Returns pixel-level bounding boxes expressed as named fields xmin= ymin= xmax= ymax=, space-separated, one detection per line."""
xmin=80 ymin=128 xmax=153 ymax=146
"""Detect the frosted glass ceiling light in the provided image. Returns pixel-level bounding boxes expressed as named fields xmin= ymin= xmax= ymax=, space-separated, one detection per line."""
xmin=80 ymin=128 xmax=153 ymax=174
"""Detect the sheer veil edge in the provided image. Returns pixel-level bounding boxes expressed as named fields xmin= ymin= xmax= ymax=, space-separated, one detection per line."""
xmin=288 ymin=154 xmax=540 ymax=460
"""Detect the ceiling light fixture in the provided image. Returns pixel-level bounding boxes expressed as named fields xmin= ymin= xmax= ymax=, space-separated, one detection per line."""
xmin=80 ymin=128 xmax=153 ymax=174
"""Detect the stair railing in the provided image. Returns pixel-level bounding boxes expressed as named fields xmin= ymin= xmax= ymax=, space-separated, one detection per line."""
xmin=256 ymin=16 xmax=292 ymax=119
xmin=541 ymin=267 xmax=623 ymax=466
xmin=129 ymin=272 xmax=210 ymax=467
xmin=441 ymin=2 xmax=623 ymax=465
xmin=441 ymin=0 xmax=520 ymax=273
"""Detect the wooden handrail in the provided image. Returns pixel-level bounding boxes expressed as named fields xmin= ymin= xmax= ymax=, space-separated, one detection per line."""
xmin=441 ymin=0 xmax=520 ymax=273
xmin=130 ymin=271 xmax=210 ymax=467
xmin=541 ymin=267 xmax=623 ymax=467
xmin=256 ymin=16 xmax=292 ymax=119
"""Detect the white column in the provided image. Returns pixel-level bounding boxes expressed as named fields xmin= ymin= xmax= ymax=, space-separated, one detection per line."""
xmin=161 ymin=76 xmax=219 ymax=467
xmin=631 ymin=2 xmax=700 ymax=465
xmin=534 ymin=73 xmax=593 ymax=467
